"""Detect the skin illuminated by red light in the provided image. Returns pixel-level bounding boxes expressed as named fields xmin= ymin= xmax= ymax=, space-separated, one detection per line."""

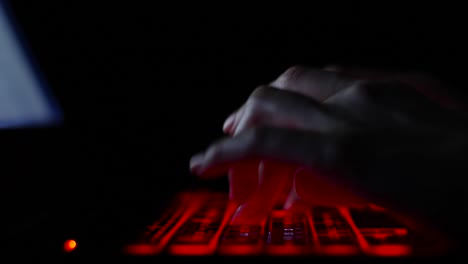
xmin=64 ymin=240 xmax=77 ymax=252
xmin=367 ymin=245 xmax=411 ymax=257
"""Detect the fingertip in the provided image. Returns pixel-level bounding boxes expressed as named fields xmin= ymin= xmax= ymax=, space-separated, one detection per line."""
xmin=190 ymin=155 xmax=231 ymax=179
xmin=189 ymin=152 xmax=205 ymax=174
xmin=190 ymin=152 xmax=204 ymax=166
xmin=222 ymin=113 xmax=236 ymax=134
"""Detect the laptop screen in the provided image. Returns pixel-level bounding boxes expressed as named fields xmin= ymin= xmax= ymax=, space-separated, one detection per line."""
xmin=0 ymin=1 xmax=62 ymax=129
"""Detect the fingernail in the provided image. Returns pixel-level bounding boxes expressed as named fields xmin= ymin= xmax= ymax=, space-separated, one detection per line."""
xmin=222 ymin=116 xmax=234 ymax=134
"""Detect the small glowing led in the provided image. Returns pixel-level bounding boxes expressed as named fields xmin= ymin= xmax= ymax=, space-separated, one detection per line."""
xmin=64 ymin=239 xmax=77 ymax=252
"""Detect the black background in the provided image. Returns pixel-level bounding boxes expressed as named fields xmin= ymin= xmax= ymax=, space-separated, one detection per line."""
xmin=2 ymin=1 xmax=467 ymax=259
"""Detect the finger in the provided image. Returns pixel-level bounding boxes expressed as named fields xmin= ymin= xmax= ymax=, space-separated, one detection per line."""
xmin=222 ymin=111 xmax=237 ymax=134
xmin=228 ymin=86 xmax=348 ymax=136
xmin=189 ymin=126 xmax=337 ymax=179
xmin=228 ymin=161 xmax=259 ymax=204
xmin=223 ymin=106 xmax=246 ymax=135
xmin=270 ymin=66 xmax=358 ymax=102
xmin=282 ymin=170 xmax=302 ymax=210
xmin=230 ymin=161 xmax=295 ymax=225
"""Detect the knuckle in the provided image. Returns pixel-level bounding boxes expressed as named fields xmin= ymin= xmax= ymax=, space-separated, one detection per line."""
xmin=340 ymin=80 xmax=373 ymax=103
xmin=250 ymin=85 xmax=272 ymax=99
xmin=247 ymin=86 xmax=276 ymax=111
xmin=275 ymin=65 xmax=305 ymax=88
xmin=346 ymin=80 xmax=396 ymax=102
xmin=284 ymin=65 xmax=303 ymax=75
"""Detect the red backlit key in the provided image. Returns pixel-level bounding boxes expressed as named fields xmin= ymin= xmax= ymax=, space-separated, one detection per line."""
xmin=264 ymin=210 xmax=313 ymax=255
xmin=123 ymin=192 xmax=208 ymax=255
xmin=348 ymin=207 xmax=412 ymax=256
xmin=167 ymin=193 xmax=237 ymax=256
xmin=217 ymin=224 xmax=266 ymax=255
xmin=309 ymin=206 xmax=361 ymax=256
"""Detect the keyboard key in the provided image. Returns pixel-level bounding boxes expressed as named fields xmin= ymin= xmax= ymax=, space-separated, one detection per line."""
xmin=123 ymin=192 xmax=203 ymax=255
xmin=217 ymin=224 xmax=266 ymax=255
xmin=221 ymin=225 xmax=263 ymax=245
xmin=264 ymin=210 xmax=313 ymax=255
xmin=170 ymin=199 xmax=226 ymax=244
xmin=350 ymin=207 xmax=405 ymax=228
xmin=167 ymin=193 xmax=237 ymax=255
xmin=312 ymin=207 xmax=357 ymax=245
xmin=310 ymin=206 xmax=361 ymax=256
xmin=349 ymin=207 xmax=412 ymax=256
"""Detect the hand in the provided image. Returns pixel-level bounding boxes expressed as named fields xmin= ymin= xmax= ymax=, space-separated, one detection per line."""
xmin=190 ymin=66 xmax=468 ymax=241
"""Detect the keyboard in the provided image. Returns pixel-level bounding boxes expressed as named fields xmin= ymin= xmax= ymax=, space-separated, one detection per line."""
xmin=124 ymin=191 xmax=448 ymax=257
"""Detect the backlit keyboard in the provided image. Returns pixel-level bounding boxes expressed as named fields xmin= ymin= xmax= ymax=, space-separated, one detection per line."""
xmin=124 ymin=191 xmax=445 ymax=257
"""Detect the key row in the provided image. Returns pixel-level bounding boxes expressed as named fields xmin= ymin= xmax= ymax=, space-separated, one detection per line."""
xmin=124 ymin=191 xmax=416 ymax=257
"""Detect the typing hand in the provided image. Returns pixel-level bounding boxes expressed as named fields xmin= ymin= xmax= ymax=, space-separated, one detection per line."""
xmin=190 ymin=66 xmax=468 ymax=232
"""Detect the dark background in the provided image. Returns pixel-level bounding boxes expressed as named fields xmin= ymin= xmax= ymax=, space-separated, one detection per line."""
xmin=2 ymin=1 xmax=466 ymax=259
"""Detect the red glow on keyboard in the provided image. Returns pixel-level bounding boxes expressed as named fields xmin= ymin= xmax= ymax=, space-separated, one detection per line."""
xmin=394 ymin=228 xmax=408 ymax=236
xmin=367 ymin=245 xmax=411 ymax=257
xmin=125 ymin=244 xmax=160 ymax=255
xmin=267 ymin=244 xmax=308 ymax=255
xmin=64 ymin=240 xmax=76 ymax=252
xmin=168 ymin=245 xmax=218 ymax=256
xmin=124 ymin=191 xmax=447 ymax=257
xmin=319 ymin=245 xmax=360 ymax=256
xmin=367 ymin=204 xmax=386 ymax=211
xmin=219 ymin=245 xmax=262 ymax=255
xmin=372 ymin=233 xmax=390 ymax=240
xmin=167 ymin=194 xmax=238 ymax=256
